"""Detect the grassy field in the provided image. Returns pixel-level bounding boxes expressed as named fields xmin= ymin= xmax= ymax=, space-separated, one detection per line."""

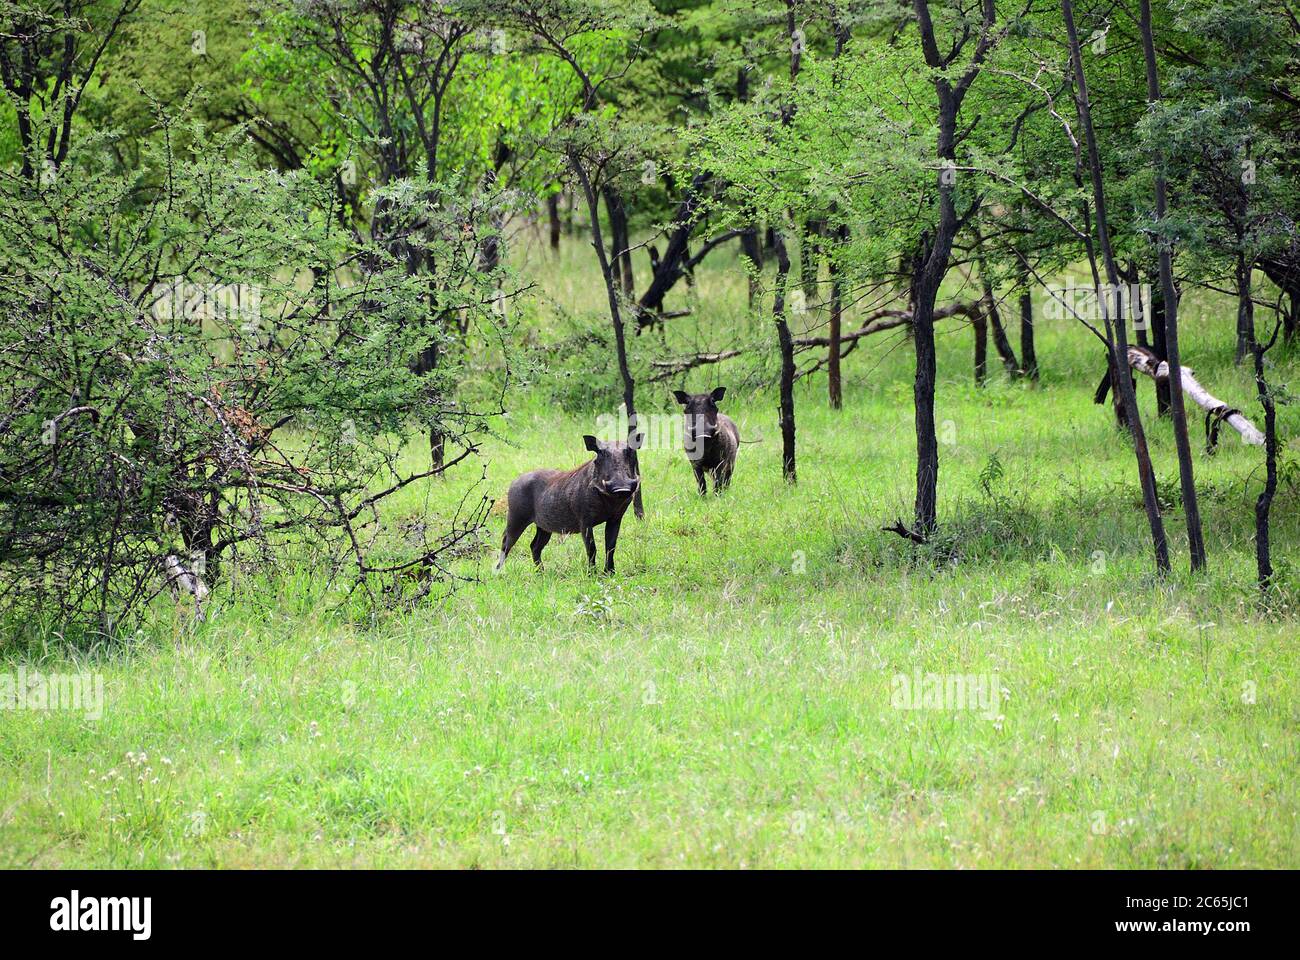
xmin=2 ymin=236 xmax=1298 ymax=868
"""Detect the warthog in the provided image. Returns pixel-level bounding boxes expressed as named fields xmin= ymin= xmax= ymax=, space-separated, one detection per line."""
xmin=496 ymin=435 xmax=640 ymax=573
xmin=673 ymin=387 xmax=738 ymax=495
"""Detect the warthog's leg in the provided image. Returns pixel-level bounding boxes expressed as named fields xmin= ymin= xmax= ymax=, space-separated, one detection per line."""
xmin=496 ymin=515 xmax=529 ymax=571
xmin=603 ymin=516 xmax=622 ymax=574
xmin=712 ymin=462 xmax=732 ymax=494
xmin=530 ymin=529 xmax=552 ymax=567
xmin=581 ymin=526 xmax=597 ymax=567
xmin=693 ymin=464 xmax=708 ymax=496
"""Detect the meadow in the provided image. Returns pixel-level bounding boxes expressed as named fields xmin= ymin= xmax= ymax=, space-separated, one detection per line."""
xmin=2 ymin=236 xmax=1297 ymax=868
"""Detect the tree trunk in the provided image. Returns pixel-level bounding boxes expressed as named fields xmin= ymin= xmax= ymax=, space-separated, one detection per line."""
xmin=801 ymin=217 xmax=822 ymax=304
xmin=1235 ymin=251 xmax=1255 ymax=364
xmin=826 ymin=13 xmax=851 ymax=410
xmin=912 ymin=255 xmax=942 ymax=537
xmin=573 ymin=156 xmax=643 ymax=518
xmin=982 ymin=283 xmax=1021 ymax=378
xmin=1064 ymin=0 xmax=1170 ymax=574
xmin=828 ymin=222 xmax=847 ymax=409
xmin=1019 ymin=282 xmax=1038 ymax=381
xmin=1138 ymin=0 xmax=1205 ymax=571
xmin=636 ymin=173 xmax=715 ymax=325
xmin=604 ymin=185 xmax=634 ymax=297
xmin=772 ymin=232 xmax=797 ymax=482
xmin=413 ymin=343 xmax=445 ymax=470
xmin=1148 ymin=276 xmax=1171 ymax=415
xmin=770 ymin=0 xmax=800 ymax=483
xmin=974 ymin=304 xmax=988 ymax=386
xmin=547 ymin=192 xmax=561 ymax=251
xmin=1253 ymin=332 xmax=1279 ymax=591
xmin=975 ymin=248 xmax=1020 ymax=378
xmin=905 ymin=0 xmax=985 ymax=539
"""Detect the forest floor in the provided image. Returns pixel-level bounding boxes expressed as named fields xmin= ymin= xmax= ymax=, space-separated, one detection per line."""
xmin=2 ymin=238 xmax=1298 ymax=868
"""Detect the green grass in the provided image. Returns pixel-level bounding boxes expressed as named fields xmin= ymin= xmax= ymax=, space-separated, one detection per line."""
xmin=2 ymin=238 xmax=1298 ymax=868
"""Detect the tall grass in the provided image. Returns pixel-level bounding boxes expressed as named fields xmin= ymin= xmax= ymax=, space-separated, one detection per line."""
xmin=1 ymin=233 xmax=1297 ymax=867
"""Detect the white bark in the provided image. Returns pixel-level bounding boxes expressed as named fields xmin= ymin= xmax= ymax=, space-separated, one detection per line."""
xmin=1127 ymin=346 xmax=1264 ymax=446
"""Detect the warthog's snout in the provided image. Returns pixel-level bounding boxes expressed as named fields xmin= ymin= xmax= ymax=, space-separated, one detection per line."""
xmin=604 ymin=477 xmax=639 ymax=497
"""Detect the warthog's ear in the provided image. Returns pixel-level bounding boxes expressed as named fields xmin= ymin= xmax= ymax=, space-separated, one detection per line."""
xmin=582 ymin=434 xmax=600 ymax=452
xmin=672 ymin=390 xmax=690 ymax=405
xmin=710 ymin=386 xmax=727 ymax=402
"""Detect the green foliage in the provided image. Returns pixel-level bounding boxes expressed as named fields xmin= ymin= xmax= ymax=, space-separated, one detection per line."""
xmin=0 ymin=108 xmax=502 ymax=634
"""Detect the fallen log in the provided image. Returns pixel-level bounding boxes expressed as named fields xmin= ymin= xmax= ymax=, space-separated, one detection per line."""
xmin=1125 ymin=345 xmax=1264 ymax=448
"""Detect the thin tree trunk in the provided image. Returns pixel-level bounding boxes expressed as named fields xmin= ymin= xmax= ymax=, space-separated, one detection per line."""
xmin=1253 ymin=327 xmax=1280 ymax=591
xmin=827 ymin=12 xmax=850 ymax=410
xmin=983 ymin=284 xmax=1021 ymax=378
xmin=800 ymin=217 xmax=822 ymax=304
xmin=413 ymin=343 xmax=445 ymax=470
xmin=1064 ymin=0 xmax=1170 ymax=574
xmin=771 ymin=0 xmax=801 ymax=483
xmin=1236 ymin=251 xmax=1256 ymax=364
xmin=773 ymin=232 xmax=797 ymax=482
xmin=905 ymin=0 xmax=987 ymax=538
xmin=604 ymin=185 xmax=634 ymax=297
xmin=573 ymin=156 xmax=643 ymax=518
xmin=976 ymin=248 xmax=1020 ymax=378
xmin=828 ymin=222 xmax=847 ymax=408
xmin=912 ymin=255 xmax=942 ymax=536
xmin=974 ymin=304 xmax=988 ymax=386
xmin=1148 ymin=275 xmax=1171 ymax=415
xmin=1139 ymin=0 xmax=1206 ymax=571
xmin=1019 ymin=282 xmax=1038 ymax=381
xmin=547 ymin=192 xmax=561 ymax=251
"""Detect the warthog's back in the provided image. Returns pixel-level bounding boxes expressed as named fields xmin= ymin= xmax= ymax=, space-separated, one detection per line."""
xmin=507 ymin=465 xmax=590 ymax=535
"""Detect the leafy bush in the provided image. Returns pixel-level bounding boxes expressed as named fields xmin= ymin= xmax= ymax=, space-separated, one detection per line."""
xmin=0 ymin=114 xmax=502 ymax=636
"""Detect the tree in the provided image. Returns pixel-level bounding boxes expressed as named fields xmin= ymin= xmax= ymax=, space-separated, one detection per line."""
xmin=1063 ymin=0 xmax=1170 ymax=574
xmin=0 ymin=0 xmax=143 ymax=179
xmin=1136 ymin=0 xmax=1205 ymax=571
xmin=0 ymin=110 xmax=505 ymax=634
xmin=903 ymin=0 xmax=1006 ymax=539
xmin=249 ymin=0 xmax=549 ymax=468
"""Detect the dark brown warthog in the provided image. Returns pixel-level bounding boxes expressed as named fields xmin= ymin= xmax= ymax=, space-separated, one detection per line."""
xmin=496 ymin=435 xmax=640 ymax=573
xmin=673 ymin=387 xmax=738 ymax=495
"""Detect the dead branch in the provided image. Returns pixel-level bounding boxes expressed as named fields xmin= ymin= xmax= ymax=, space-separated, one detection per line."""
xmin=882 ymin=520 xmax=929 ymax=544
xmin=1125 ymin=345 xmax=1265 ymax=447
xmin=647 ymin=300 xmax=981 ymax=382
